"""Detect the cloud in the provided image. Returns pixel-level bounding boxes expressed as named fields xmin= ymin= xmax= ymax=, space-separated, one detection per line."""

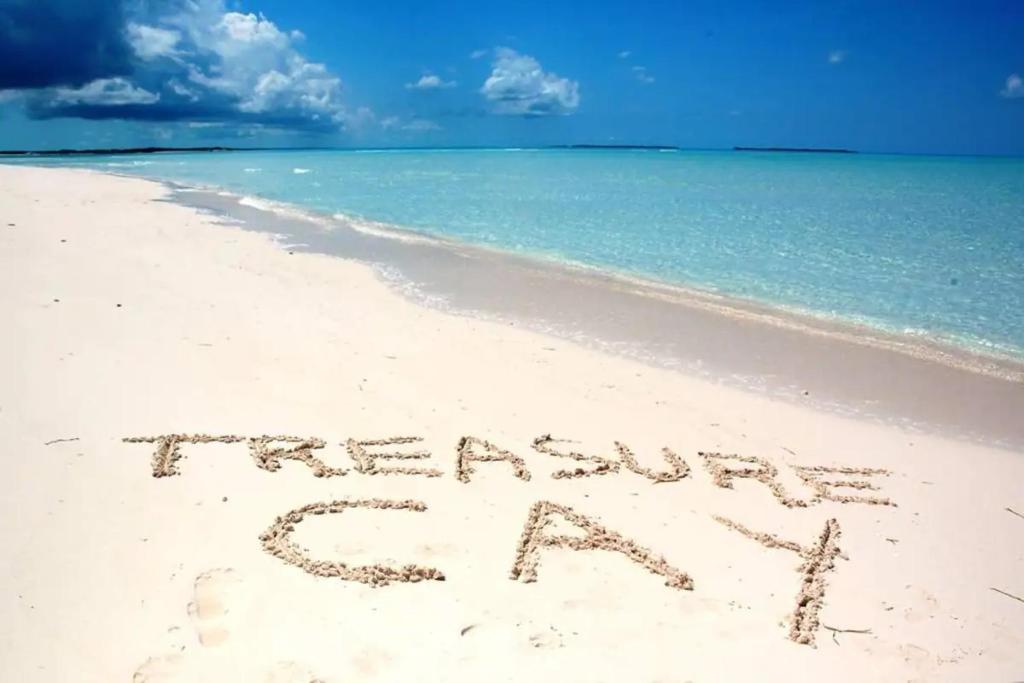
xmin=618 ymin=50 xmax=632 ymax=59
xmin=470 ymin=49 xmax=489 ymax=60
xmin=168 ymin=79 xmax=200 ymax=102
xmin=379 ymin=116 xmax=441 ymax=132
xmin=828 ymin=50 xmax=847 ymax=64
xmin=126 ymin=22 xmax=181 ymax=60
xmin=405 ymin=74 xmax=456 ymax=90
xmin=1000 ymin=73 xmax=1023 ymax=99
xmin=632 ymin=66 xmax=655 ymax=84
xmin=401 ymin=118 xmax=441 ymax=131
xmin=0 ymin=0 xmax=134 ymax=89
xmin=52 ymin=77 xmax=160 ymax=106
xmin=342 ymin=105 xmax=376 ymax=130
xmin=5 ymin=0 xmax=362 ymax=132
xmin=480 ymin=48 xmax=580 ymax=116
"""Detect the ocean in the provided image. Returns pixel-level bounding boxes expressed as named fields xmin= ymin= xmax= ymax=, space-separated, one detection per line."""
xmin=8 ymin=148 xmax=1024 ymax=360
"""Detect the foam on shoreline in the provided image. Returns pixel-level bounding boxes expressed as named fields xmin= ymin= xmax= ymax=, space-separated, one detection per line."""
xmin=164 ymin=180 xmax=1024 ymax=383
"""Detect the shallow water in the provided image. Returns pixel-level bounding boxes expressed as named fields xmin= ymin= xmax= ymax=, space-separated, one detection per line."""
xmin=7 ymin=148 xmax=1024 ymax=358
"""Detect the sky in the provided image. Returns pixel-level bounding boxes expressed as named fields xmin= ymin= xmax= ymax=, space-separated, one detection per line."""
xmin=0 ymin=0 xmax=1022 ymax=155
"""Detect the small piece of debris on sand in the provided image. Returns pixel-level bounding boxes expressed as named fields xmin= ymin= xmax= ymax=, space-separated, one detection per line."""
xmin=990 ymin=587 xmax=1024 ymax=604
xmin=44 ymin=437 xmax=80 ymax=446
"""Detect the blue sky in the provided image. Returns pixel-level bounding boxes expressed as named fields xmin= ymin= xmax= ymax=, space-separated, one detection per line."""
xmin=1 ymin=0 xmax=1022 ymax=154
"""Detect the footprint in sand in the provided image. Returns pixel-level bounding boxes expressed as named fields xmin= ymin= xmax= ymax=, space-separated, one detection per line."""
xmin=132 ymin=654 xmax=184 ymax=682
xmin=137 ymin=570 xmax=325 ymax=682
xmin=133 ymin=655 xmax=324 ymax=683
xmin=528 ymin=628 xmax=565 ymax=649
xmin=265 ymin=661 xmax=326 ymax=683
xmin=188 ymin=568 xmax=243 ymax=647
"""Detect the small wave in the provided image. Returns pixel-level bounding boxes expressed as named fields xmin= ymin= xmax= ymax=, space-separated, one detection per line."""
xmin=292 ymin=167 xmax=312 ymax=174
xmin=237 ymin=195 xmax=332 ymax=227
xmin=105 ymin=160 xmax=154 ymax=167
xmin=335 ymin=213 xmax=439 ymax=245
xmin=243 ymin=167 xmax=261 ymax=173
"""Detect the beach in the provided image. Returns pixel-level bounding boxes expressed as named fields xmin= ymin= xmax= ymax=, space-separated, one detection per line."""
xmin=1 ymin=164 xmax=1023 ymax=681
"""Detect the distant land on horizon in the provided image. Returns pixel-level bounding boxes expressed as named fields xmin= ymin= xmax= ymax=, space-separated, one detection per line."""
xmin=0 ymin=146 xmax=238 ymax=157
xmin=0 ymin=144 xmax=686 ymax=157
xmin=1 ymin=144 xmax=873 ymax=157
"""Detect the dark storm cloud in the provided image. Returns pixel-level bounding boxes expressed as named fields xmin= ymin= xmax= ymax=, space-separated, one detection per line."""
xmin=0 ymin=0 xmax=133 ymax=89
xmin=1 ymin=0 xmax=359 ymax=132
xmin=30 ymin=98 xmax=341 ymax=134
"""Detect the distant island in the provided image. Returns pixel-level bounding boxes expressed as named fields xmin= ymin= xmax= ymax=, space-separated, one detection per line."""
xmin=733 ymin=146 xmax=857 ymax=154
xmin=0 ymin=146 xmax=239 ymax=157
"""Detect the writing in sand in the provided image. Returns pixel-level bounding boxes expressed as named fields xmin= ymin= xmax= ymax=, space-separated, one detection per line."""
xmin=123 ymin=432 xmax=898 ymax=646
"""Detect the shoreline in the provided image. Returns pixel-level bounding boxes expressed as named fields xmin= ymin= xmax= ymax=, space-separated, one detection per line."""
xmin=2 ymin=164 xmax=1022 ymax=681
xmin=90 ymin=163 xmax=1024 ymax=371
xmin=267 ymin=190 xmax=1024 ymax=375
xmin=167 ymin=180 xmax=1024 ymax=450
xmin=5 ymin=151 xmax=1024 ymax=367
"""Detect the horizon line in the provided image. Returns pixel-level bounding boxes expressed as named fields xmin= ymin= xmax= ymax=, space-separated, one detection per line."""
xmin=2 ymin=144 xmax=1022 ymax=160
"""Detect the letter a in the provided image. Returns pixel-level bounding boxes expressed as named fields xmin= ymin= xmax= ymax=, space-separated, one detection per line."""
xmin=509 ymin=500 xmax=692 ymax=590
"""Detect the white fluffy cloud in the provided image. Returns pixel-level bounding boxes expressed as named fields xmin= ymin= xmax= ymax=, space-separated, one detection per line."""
xmin=1000 ymin=73 xmax=1023 ymax=99
xmin=22 ymin=0 xmax=362 ymax=131
xmin=126 ymin=23 xmax=181 ymax=60
xmin=52 ymin=77 xmax=160 ymax=106
xmin=405 ymin=74 xmax=456 ymax=90
xmin=168 ymin=2 xmax=350 ymax=125
xmin=480 ymin=48 xmax=579 ymax=116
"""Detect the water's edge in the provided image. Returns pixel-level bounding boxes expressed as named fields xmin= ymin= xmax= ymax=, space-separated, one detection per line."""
xmin=146 ymin=173 xmax=1024 ymax=451
xmin=8 ymin=151 xmax=1024 ymax=363
xmin=157 ymin=174 xmax=1024 ymax=382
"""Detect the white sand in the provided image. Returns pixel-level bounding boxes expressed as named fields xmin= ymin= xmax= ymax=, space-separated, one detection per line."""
xmin=1 ymin=165 xmax=1021 ymax=682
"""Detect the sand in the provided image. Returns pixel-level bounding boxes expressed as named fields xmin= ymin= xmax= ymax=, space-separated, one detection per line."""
xmin=0 ymin=164 xmax=1022 ymax=682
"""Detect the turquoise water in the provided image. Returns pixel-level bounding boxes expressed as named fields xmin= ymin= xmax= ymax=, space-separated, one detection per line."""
xmin=8 ymin=149 xmax=1024 ymax=358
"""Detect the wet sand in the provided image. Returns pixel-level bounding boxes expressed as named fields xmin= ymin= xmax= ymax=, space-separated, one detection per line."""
xmin=178 ymin=187 xmax=1024 ymax=449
